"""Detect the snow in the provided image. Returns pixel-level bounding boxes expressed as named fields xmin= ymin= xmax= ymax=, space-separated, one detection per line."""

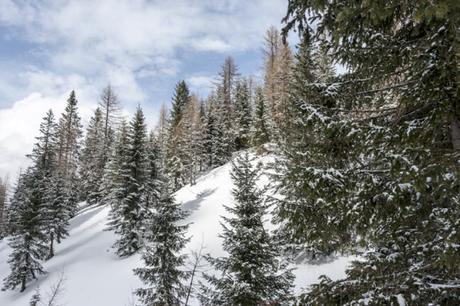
xmin=0 ymin=154 xmax=354 ymax=305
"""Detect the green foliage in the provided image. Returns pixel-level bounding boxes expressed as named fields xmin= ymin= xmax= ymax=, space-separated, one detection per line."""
xmin=200 ymin=153 xmax=294 ymax=305
xmin=251 ymin=87 xmax=271 ymax=147
xmin=134 ymin=180 xmax=190 ymax=306
xmin=279 ymin=0 xmax=460 ymax=304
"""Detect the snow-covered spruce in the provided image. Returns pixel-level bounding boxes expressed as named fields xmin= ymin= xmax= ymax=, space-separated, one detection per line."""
xmin=200 ymin=152 xmax=294 ymax=305
xmin=134 ymin=179 xmax=190 ymax=305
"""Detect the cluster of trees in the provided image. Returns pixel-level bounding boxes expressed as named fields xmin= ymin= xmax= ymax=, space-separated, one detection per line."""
xmin=159 ymin=58 xmax=274 ymax=191
xmin=1 ymin=86 xmax=121 ymax=292
xmin=272 ymin=0 xmax=460 ymax=304
xmin=2 ymin=92 xmax=82 ymax=292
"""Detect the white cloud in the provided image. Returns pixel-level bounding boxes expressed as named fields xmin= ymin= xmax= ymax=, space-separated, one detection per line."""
xmin=1 ymin=0 xmax=286 ymax=77
xmin=0 ymin=0 xmax=288 ymax=178
xmin=0 ymin=93 xmax=67 ymax=178
xmin=187 ymin=74 xmax=216 ymax=96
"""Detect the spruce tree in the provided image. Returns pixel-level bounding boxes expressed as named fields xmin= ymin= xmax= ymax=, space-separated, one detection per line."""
xmin=234 ymin=79 xmax=252 ymax=150
xmin=169 ymin=81 xmax=190 ymax=129
xmin=2 ymin=170 xmax=48 ymax=292
xmin=200 ymin=153 xmax=294 ymax=305
xmin=165 ymin=81 xmax=191 ymax=190
xmin=43 ymin=170 xmax=71 ymax=259
xmin=56 ymin=91 xmax=82 ymax=176
xmin=280 ymin=1 xmax=460 ymax=304
xmin=134 ymin=179 xmax=190 ymax=306
xmin=56 ymin=90 xmax=82 ymax=215
xmin=271 ymin=36 xmax=342 ymax=259
xmin=80 ymin=108 xmax=105 ymax=205
xmin=108 ymin=108 xmax=149 ymax=257
xmin=213 ymin=57 xmax=239 ymax=164
xmin=203 ymin=94 xmax=219 ymax=168
xmin=28 ymin=110 xmax=71 ymax=259
xmin=196 ymin=100 xmax=208 ymax=172
xmin=251 ymin=87 xmax=270 ymax=147
xmin=101 ymin=121 xmax=129 ymax=210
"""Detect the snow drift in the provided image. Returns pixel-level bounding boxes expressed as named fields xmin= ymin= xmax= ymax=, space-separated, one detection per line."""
xmin=0 ymin=153 xmax=354 ymax=305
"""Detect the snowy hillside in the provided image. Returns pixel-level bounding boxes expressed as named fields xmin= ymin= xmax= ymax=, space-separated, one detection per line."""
xmin=0 ymin=154 xmax=354 ymax=306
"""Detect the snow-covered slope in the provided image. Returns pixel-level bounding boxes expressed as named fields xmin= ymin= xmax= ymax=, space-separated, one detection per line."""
xmin=0 ymin=153 xmax=354 ymax=306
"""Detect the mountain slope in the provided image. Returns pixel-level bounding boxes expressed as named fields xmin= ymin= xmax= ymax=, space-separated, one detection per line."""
xmin=0 ymin=153 xmax=354 ymax=305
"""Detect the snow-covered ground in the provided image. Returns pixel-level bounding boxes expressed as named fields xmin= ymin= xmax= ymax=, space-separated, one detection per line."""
xmin=0 ymin=153 xmax=354 ymax=305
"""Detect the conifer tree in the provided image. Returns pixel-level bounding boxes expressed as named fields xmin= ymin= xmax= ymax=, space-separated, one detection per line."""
xmin=196 ymin=100 xmax=208 ymax=172
xmin=154 ymin=103 xmax=170 ymax=171
xmin=134 ymin=179 xmax=190 ymax=306
xmin=177 ymin=94 xmax=208 ymax=185
xmin=43 ymin=170 xmax=71 ymax=259
xmin=80 ymin=108 xmax=105 ymax=205
xmin=271 ymin=36 xmax=339 ymax=259
xmin=56 ymin=91 xmax=82 ymax=176
xmin=281 ymin=1 xmax=460 ymax=304
xmin=169 ymin=81 xmax=190 ymax=129
xmin=234 ymin=79 xmax=252 ymax=150
xmin=56 ymin=91 xmax=82 ymax=215
xmin=251 ymin=87 xmax=270 ymax=147
xmin=262 ymin=26 xmax=293 ymax=134
xmin=272 ymin=42 xmax=293 ymax=135
xmin=99 ymin=85 xmax=120 ymax=164
xmin=165 ymin=81 xmax=191 ymax=190
xmin=213 ymin=57 xmax=239 ymax=164
xmin=2 ymin=170 xmax=48 ymax=292
xmin=200 ymin=153 xmax=294 ymax=305
xmin=0 ymin=176 xmax=8 ymax=238
xmin=263 ymin=26 xmax=282 ymax=115
xmin=101 ymin=121 xmax=129 ymax=210
xmin=108 ymin=107 xmax=149 ymax=257
xmin=28 ymin=110 xmax=70 ymax=259
xmin=313 ymin=39 xmax=335 ymax=84
xmin=203 ymin=94 xmax=219 ymax=168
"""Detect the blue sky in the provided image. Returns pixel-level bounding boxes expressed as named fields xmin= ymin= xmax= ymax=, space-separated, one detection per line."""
xmin=0 ymin=0 xmax=292 ymax=177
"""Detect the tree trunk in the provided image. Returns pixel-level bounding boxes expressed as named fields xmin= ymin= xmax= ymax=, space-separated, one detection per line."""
xmin=48 ymin=233 xmax=55 ymax=259
xmin=451 ymin=117 xmax=460 ymax=151
xmin=20 ymin=276 xmax=26 ymax=292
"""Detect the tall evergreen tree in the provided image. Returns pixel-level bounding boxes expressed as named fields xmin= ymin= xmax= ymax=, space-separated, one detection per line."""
xmin=272 ymin=35 xmax=340 ymax=259
xmin=165 ymin=81 xmax=191 ymax=190
xmin=2 ymin=170 xmax=48 ymax=292
xmin=280 ymin=1 xmax=460 ymax=304
xmin=169 ymin=81 xmax=190 ymax=129
xmin=134 ymin=179 xmax=190 ymax=306
xmin=234 ymin=79 xmax=252 ymax=150
xmin=101 ymin=121 xmax=129 ymax=210
xmin=56 ymin=91 xmax=82 ymax=216
xmin=28 ymin=110 xmax=71 ymax=259
xmin=251 ymin=87 xmax=270 ymax=147
xmin=213 ymin=57 xmax=239 ymax=164
xmin=3 ymin=110 xmax=61 ymax=292
xmin=80 ymin=108 xmax=105 ymax=205
xmin=200 ymin=153 xmax=294 ymax=305
xmin=56 ymin=91 xmax=82 ymax=176
xmin=202 ymin=94 xmax=218 ymax=168
xmin=44 ymin=170 xmax=71 ymax=259
xmin=108 ymin=107 xmax=149 ymax=257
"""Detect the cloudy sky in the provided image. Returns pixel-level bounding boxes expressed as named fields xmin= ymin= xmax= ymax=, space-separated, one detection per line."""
xmin=0 ymin=0 xmax=290 ymax=179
